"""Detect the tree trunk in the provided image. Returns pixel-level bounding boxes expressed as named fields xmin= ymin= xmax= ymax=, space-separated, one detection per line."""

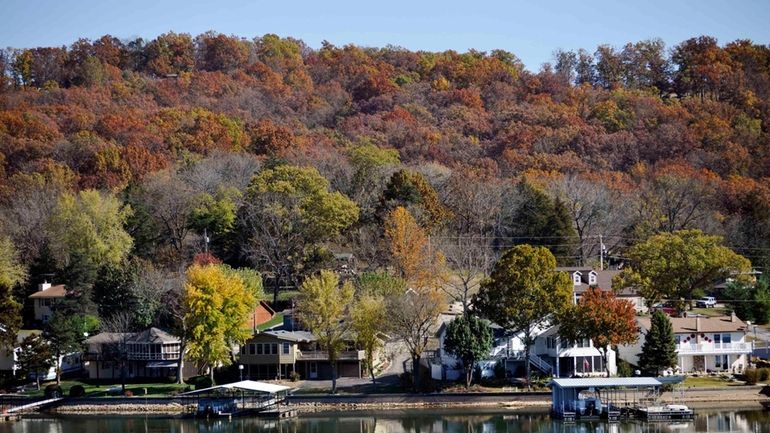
xmin=465 ymin=362 xmax=473 ymax=388
xmin=603 ymin=346 xmax=610 ymax=378
xmin=176 ymin=341 xmax=186 ymax=384
xmin=412 ymin=355 xmax=420 ymax=391
xmin=368 ymin=352 xmax=377 ymax=389
xmin=56 ymin=351 xmax=62 ymax=385
xmin=524 ymin=329 xmax=532 ymax=391
xmin=331 ymin=358 xmax=338 ymax=394
xmin=209 ymin=364 xmax=215 ymax=385
xmin=36 ymin=373 xmax=41 ymax=390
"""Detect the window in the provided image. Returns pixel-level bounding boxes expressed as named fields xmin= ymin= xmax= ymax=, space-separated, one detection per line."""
xmin=240 ymin=345 xmax=246 ymax=355
xmin=573 ymin=273 xmax=581 ymax=285
xmin=722 ymin=334 xmax=731 ymax=344
xmin=283 ymin=342 xmax=290 ymax=354
xmin=588 ymin=272 xmax=597 ymax=285
xmin=714 ymin=334 xmax=721 ymax=344
xmin=256 ymin=344 xmax=263 ymax=355
xmin=249 ymin=344 xmax=256 ymax=355
xmin=675 ymin=335 xmax=681 ymax=345
xmin=272 ymin=343 xmax=278 ymax=355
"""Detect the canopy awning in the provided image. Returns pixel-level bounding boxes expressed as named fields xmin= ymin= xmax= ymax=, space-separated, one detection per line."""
xmin=146 ymin=361 xmax=178 ymax=368
xmin=179 ymin=380 xmax=292 ymax=396
xmin=550 ymin=377 xmax=662 ymax=389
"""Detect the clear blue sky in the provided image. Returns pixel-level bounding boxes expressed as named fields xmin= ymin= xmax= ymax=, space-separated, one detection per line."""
xmin=1 ymin=0 xmax=768 ymax=70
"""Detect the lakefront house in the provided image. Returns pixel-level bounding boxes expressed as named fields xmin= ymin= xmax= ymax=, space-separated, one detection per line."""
xmin=28 ymin=282 xmax=66 ymax=324
xmin=618 ymin=314 xmax=752 ymax=374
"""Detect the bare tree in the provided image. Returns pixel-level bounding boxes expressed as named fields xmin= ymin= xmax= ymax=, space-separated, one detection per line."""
xmin=437 ymin=235 xmax=493 ymax=312
xmin=140 ymin=169 xmax=200 ymax=256
xmin=388 ymin=289 xmax=444 ymax=391
xmin=101 ymin=311 xmax=135 ymax=393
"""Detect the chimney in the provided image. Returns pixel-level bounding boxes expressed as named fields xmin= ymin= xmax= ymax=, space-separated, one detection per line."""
xmin=39 ymin=281 xmax=51 ymax=291
xmin=695 ymin=316 xmax=701 ymax=333
xmin=731 ymin=311 xmax=737 ymax=323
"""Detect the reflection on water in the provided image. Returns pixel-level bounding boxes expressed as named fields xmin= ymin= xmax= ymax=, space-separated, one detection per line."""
xmin=0 ymin=407 xmax=768 ymax=433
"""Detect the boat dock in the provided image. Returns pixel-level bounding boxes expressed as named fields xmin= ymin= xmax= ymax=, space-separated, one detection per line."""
xmin=550 ymin=377 xmax=693 ymax=421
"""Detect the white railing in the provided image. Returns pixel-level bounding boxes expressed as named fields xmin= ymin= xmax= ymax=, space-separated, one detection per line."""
xmin=296 ymin=350 xmax=365 ymax=361
xmin=529 ymin=352 xmax=553 ymax=374
xmin=676 ymin=342 xmax=752 ymax=354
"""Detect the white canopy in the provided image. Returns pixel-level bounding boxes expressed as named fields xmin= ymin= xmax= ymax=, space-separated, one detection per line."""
xmin=180 ymin=380 xmax=292 ymax=395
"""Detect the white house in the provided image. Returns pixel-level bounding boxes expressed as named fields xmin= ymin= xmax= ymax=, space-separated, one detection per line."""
xmin=556 ymin=267 xmax=647 ymax=313
xmin=618 ymin=314 xmax=751 ymax=374
xmin=28 ymin=282 xmax=66 ymax=323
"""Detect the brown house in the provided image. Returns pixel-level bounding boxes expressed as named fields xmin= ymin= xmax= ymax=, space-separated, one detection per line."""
xmin=246 ymin=301 xmax=276 ymax=331
xmin=238 ymin=330 xmax=366 ymax=380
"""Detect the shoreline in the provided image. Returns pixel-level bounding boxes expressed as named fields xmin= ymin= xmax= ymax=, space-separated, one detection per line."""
xmin=46 ymin=386 xmax=770 ymax=415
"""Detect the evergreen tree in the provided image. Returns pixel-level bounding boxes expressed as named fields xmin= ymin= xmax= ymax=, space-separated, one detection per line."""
xmin=444 ymin=315 xmax=494 ymax=388
xmin=638 ymin=311 xmax=677 ymax=376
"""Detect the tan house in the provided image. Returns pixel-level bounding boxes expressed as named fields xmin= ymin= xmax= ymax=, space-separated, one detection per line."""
xmin=84 ymin=328 xmax=196 ymax=380
xmin=556 ymin=267 xmax=647 ymax=312
xmin=238 ymin=329 xmax=367 ymax=380
xmin=28 ymin=282 xmax=66 ymax=323
xmin=618 ymin=314 xmax=752 ymax=374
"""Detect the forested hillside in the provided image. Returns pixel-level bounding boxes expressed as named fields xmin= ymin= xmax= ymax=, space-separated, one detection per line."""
xmin=1 ymin=32 xmax=769 ymax=316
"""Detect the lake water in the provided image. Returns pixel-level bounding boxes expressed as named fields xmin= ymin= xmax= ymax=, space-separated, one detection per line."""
xmin=2 ymin=407 xmax=769 ymax=432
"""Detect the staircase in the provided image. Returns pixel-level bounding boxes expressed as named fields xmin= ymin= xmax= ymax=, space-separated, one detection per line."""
xmin=528 ymin=353 xmax=553 ymax=375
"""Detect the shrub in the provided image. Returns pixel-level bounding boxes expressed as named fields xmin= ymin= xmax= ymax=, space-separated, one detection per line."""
xmin=44 ymin=384 xmax=63 ymax=398
xmin=744 ymin=368 xmax=759 ymax=385
xmin=124 ymin=390 xmax=134 ymax=397
xmin=189 ymin=375 xmax=213 ymax=390
xmin=69 ymin=385 xmax=85 ymax=397
xmin=289 ymin=371 xmax=301 ymax=382
xmin=758 ymin=368 xmax=769 ymax=382
xmin=617 ymin=360 xmax=633 ymax=378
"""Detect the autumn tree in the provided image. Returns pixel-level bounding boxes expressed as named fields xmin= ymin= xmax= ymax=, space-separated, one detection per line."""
xmin=183 ymin=264 xmax=257 ymax=384
xmin=380 ymin=169 xmax=452 ymax=232
xmin=438 ymin=235 xmax=493 ymax=313
xmin=297 ymin=270 xmax=355 ymax=393
xmin=638 ymin=311 xmax=678 ymax=376
xmin=473 ymin=245 xmax=572 ymax=388
xmin=560 ymin=288 xmax=638 ymax=377
xmin=384 ymin=206 xmax=446 ymax=289
xmin=617 ymin=229 xmax=751 ymax=311
xmin=444 ymin=315 xmax=493 ymax=388
xmin=350 ymin=294 xmax=387 ymax=387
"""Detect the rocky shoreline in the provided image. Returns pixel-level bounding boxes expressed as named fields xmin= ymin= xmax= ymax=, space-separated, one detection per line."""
xmin=45 ymin=386 xmax=769 ymax=415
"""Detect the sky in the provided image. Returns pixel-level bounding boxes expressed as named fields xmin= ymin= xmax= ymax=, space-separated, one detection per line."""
xmin=1 ymin=0 xmax=769 ymax=70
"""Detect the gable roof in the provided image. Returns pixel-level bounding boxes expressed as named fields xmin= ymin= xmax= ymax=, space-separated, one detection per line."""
xmin=554 ymin=268 xmax=637 ymax=296
xmin=29 ymin=284 xmax=66 ymax=299
xmin=637 ymin=315 xmax=747 ymax=334
xmin=86 ymin=328 xmax=180 ymax=345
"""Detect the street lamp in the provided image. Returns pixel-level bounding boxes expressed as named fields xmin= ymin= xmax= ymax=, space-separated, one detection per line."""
xmin=239 ymin=364 xmax=244 ymax=381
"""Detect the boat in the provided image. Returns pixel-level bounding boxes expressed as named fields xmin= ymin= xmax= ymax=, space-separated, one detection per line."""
xmin=637 ymin=404 xmax=694 ymax=420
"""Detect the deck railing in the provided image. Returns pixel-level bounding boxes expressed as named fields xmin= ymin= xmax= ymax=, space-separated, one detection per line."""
xmin=676 ymin=342 xmax=752 ymax=354
xmin=296 ymin=350 xmax=365 ymax=361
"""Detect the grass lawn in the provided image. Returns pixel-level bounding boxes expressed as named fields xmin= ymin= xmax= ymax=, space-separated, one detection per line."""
xmin=23 ymin=379 xmax=191 ymax=397
xmin=276 ymin=290 xmax=300 ymax=302
xmin=683 ymin=375 xmax=741 ymax=388
xmin=689 ymin=307 xmax=728 ymax=317
xmin=256 ymin=312 xmax=284 ymax=332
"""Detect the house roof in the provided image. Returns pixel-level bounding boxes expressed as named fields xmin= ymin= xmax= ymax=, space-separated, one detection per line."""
xmin=127 ymin=327 xmax=179 ymax=344
xmin=551 ymin=377 xmax=661 ymax=389
xmin=86 ymin=328 xmax=180 ymax=345
xmin=554 ymin=268 xmax=638 ymax=296
xmin=637 ymin=315 xmax=748 ymax=334
xmin=28 ymin=284 xmax=66 ymax=299
xmin=261 ymin=330 xmax=317 ymax=342
xmin=180 ymin=380 xmax=291 ymax=395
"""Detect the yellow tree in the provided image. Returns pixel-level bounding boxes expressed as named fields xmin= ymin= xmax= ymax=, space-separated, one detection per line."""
xmin=350 ymin=294 xmax=387 ymax=387
xmin=184 ymin=264 xmax=256 ymax=384
xmin=384 ymin=206 xmax=445 ymax=289
xmin=296 ymin=270 xmax=354 ymax=394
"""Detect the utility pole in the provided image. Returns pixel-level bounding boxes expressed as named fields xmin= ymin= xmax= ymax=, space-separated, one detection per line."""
xmin=203 ymin=228 xmax=209 ymax=253
xmin=599 ymin=234 xmax=605 ymax=271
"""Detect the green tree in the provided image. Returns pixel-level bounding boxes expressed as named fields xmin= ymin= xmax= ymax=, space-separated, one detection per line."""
xmin=17 ymin=333 xmax=55 ymax=390
xmin=0 ymin=236 xmax=27 ymax=290
xmin=638 ymin=311 xmax=678 ymax=376
xmin=239 ymin=165 xmax=359 ymax=302
xmin=296 ymin=270 xmax=354 ymax=394
xmin=355 ymin=270 xmax=407 ymax=298
xmin=473 ymin=245 xmax=572 ymax=388
xmin=47 ymin=190 xmax=134 ymax=270
xmin=184 ymin=264 xmax=257 ymax=384
xmin=44 ymin=312 xmax=100 ymax=384
xmin=380 ymin=169 xmax=451 ymax=231
xmin=444 ymin=315 xmax=493 ymax=388
xmin=504 ymin=180 xmax=577 ymax=263
xmin=350 ymin=294 xmax=387 ymax=387
xmin=724 ymin=277 xmax=770 ymax=325
xmin=0 ymin=237 xmax=24 ymax=350
xmin=617 ymin=229 xmax=751 ymax=311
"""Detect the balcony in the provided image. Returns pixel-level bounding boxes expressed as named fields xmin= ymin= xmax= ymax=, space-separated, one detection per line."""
xmin=296 ymin=350 xmax=365 ymax=361
xmin=676 ymin=342 xmax=752 ymax=355
xmin=83 ymin=351 xmax=180 ymax=361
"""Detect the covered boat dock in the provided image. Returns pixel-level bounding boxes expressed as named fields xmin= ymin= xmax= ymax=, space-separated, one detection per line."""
xmin=550 ymin=377 xmax=663 ymax=421
xmin=179 ymin=380 xmax=292 ymax=418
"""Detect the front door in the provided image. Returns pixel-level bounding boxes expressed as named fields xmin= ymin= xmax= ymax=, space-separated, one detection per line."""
xmin=693 ymin=355 xmax=705 ymax=372
xmin=309 ymin=362 xmax=318 ymax=379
